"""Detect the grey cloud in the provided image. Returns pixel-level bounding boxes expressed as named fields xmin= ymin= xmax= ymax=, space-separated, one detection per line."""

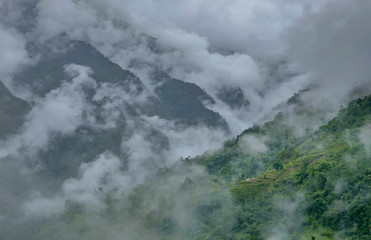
xmin=5 ymin=0 xmax=368 ymax=120
xmin=0 ymin=0 xmax=370 ymax=238
xmin=26 ymin=0 xmax=315 ymax=134
xmin=286 ymin=0 xmax=371 ymax=107
xmin=23 ymin=151 xmax=125 ymax=218
xmin=0 ymin=0 xmax=368 ymax=188
xmin=99 ymin=0 xmax=325 ymax=58
xmin=35 ymin=0 xmax=98 ymax=42
xmin=0 ymin=24 xmax=30 ymax=87
xmin=141 ymin=115 xmax=227 ymax=161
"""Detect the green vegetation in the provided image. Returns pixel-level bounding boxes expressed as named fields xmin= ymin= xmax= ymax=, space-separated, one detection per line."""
xmin=16 ymin=96 xmax=371 ymax=240
xmin=193 ymin=95 xmax=371 ymax=239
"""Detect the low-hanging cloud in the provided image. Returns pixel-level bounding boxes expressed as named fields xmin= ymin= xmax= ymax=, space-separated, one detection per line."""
xmin=0 ymin=64 xmax=96 ymax=158
xmin=0 ymin=23 xmax=29 ymax=88
xmin=265 ymin=193 xmax=305 ymax=240
xmin=1 ymin=0 xmax=371 ymax=238
xmin=239 ymin=134 xmax=268 ymax=155
xmin=286 ymin=0 xmax=371 ymax=108
xmin=23 ymin=151 xmax=126 ymax=218
xmin=359 ymin=124 xmax=371 ymax=157
xmin=25 ymin=0 xmax=321 ymax=135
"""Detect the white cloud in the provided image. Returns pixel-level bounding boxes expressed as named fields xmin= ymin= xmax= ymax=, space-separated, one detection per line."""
xmin=0 ymin=64 xmax=96 ymax=157
xmin=0 ymin=24 xmax=29 ymax=87
xmin=62 ymin=152 xmax=125 ymax=205
xmin=2 ymin=0 xmax=371 ymax=231
xmin=239 ymin=134 xmax=268 ymax=155
xmin=28 ymin=0 xmax=320 ymax=135
xmin=35 ymin=0 xmax=98 ymax=42
xmin=265 ymin=193 xmax=305 ymax=240
xmin=141 ymin=115 xmax=226 ymax=161
xmin=23 ymin=152 xmax=127 ymax=218
xmin=359 ymin=124 xmax=371 ymax=157
xmin=286 ymin=0 xmax=371 ymax=106
xmin=22 ymin=193 xmax=65 ymax=219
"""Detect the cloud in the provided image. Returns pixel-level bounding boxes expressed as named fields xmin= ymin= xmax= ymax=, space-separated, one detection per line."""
xmin=98 ymin=0 xmax=324 ymax=58
xmin=5 ymin=0 xmax=360 ymax=139
xmin=1 ymin=1 xmax=371 ymax=237
xmin=120 ymin=128 xmax=162 ymax=183
xmin=23 ymin=151 xmax=126 ymax=218
xmin=140 ymin=115 xmax=227 ymax=161
xmin=0 ymin=24 xmax=29 ymax=87
xmin=154 ymin=28 xmax=262 ymax=94
xmin=0 ymin=64 xmax=96 ymax=157
xmin=35 ymin=0 xmax=98 ymax=42
xmin=20 ymin=117 xmax=228 ymax=219
xmin=22 ymin=193 xmax=65 ymax=219
xmin=4 ymin=0 xmax=370 ymax=120
xmin=239 ymin=134 xmax=268 ymax=155
xmin=97 ymin=0 xmax=371 ymax=117
xmin=265 ymin=193 xmax=305 ymax=240
xmin=24 ymin=0 xmax=320 ymax=135
xmin=359 ymin=124 xmax=371 ymax=157
xmin=61 ymin=152 xmax=125 ymax=205
xmin=286 ymin=0 xmax=371 ymax=107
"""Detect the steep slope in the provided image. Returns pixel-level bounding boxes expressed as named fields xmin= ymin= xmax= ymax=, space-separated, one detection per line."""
xmin=217 ymin=86 xmax=249 ymax=110
xmin=150 ymin=70 xmax=228 ymax=128
xmin=16 ymin=95 xmax=371 ymax=240
xmin=0 ymin=81 xmax=29 ymax=139
xmin=15 ymin=41 xmax=145 ymax=97
xmin=194 ymin=95 xmax=371 ymax=239
xmin=5 ymin=40 xmax=228 ymax=186
xmin=14 ymin=41 xmax=227 ymax=129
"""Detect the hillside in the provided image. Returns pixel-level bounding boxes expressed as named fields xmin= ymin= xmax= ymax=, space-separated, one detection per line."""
xmin=3 ymin=40 xmax=228 ymax=184
xmin=14 ymin=95 xmax=371 ymax=240
xmin=1 ymin=1 xmax=370 ymax=240
xmin=14 ymin=41 xmax=227 ymax=129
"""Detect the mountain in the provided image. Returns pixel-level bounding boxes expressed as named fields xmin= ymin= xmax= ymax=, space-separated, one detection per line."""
xmin=6 ymin=40 xmax=228 ymax=184
xmin=15 ymin=41 xmax=145 ymax=97
xmin=15 ymin=41 xmax=227 ymax=129
xmin=150 ymin=69 xmax=228 ymax=128
xmin=1 ymin=1 xmax=369 ymax=240
xmin=13 ymin=95 xmax=371 ymax=240
xmin=187 ymin=95 xmax=371 ymax=239
xmin=0 ymin=81 xmax=29 ymax=139
xmin=217 ymin=86 xmax=249 ymax=110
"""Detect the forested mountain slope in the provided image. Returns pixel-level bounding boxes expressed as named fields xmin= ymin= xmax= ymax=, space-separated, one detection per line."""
xmin=16 ymin=95 xmax=371 ymax=240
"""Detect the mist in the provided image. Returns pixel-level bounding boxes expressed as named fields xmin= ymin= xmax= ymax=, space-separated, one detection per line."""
xmin=0 ymin=0 xmax=370 ymax=239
